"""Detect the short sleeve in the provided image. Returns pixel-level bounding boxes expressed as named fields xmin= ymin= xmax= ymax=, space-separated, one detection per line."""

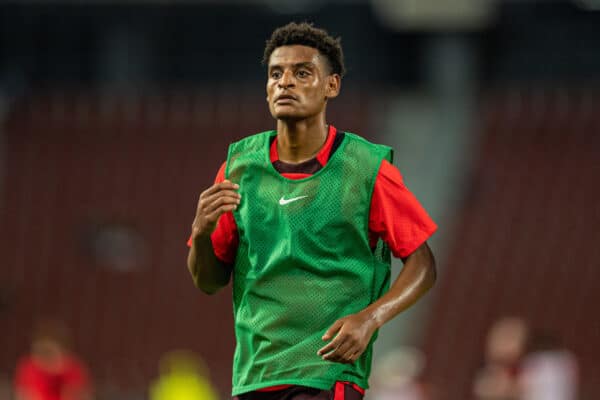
xmin=369 ymin=159 xmax=437 ymax=258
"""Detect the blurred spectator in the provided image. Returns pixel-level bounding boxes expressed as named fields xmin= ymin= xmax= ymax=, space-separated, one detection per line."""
xmin=369 ymin=346 xmax=429 ymax=400
xmin=149 ymin=350 xmax=219 ymax=400
xmin=13 ymin=318 xmax=93 ymax=400
xmin=519 ymin=332 xmax=578 ymax=400
xmin=472 ymin=317 xmax=529 ymax=400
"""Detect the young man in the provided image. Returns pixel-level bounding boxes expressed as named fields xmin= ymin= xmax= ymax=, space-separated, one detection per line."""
xmin=187 ymin=22 xmax=437 ymax=400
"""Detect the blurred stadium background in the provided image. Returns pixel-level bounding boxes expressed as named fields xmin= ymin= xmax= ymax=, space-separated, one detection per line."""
xmin=0 ymin=0 xmax=599 ymax=399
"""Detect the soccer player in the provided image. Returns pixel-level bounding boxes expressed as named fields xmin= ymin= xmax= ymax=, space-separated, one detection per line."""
xmin=187 ymin=22 xmax=437 ymax=400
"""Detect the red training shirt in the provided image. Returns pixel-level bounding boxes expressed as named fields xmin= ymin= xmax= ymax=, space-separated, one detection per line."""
xmin=190 ymin=125 xmax=437 ymax=263
xmin=14 ymin=355 xmax=91 ymax=400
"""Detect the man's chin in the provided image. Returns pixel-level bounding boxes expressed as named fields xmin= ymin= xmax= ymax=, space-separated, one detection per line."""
xmin=273 ymin=111 xmax=304 ymax=121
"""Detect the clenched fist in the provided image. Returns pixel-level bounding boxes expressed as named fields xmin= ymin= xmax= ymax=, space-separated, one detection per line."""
xmin=191 ymin=180 xmax=241 ymax=240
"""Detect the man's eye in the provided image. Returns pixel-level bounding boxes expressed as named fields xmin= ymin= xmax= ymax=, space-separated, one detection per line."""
xmin=271 ymin=71 xmax=282 ymax=79
xmin=297 ymin=70 xmax=309 ymax=78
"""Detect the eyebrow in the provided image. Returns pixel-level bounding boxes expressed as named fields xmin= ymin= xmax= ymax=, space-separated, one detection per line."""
xmin=269 ymin=62 xmax=316 ymax=70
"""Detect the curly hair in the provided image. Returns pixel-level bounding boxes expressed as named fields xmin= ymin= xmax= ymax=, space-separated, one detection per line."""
xmin=262 ymin=22 xmax=346 ymax=77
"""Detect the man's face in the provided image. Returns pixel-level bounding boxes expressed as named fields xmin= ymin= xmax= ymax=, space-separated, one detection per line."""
xmin=266 ymin=45 xmax=340 ymax=121
xmin=32 ymin=337 xmax=66 ymax=371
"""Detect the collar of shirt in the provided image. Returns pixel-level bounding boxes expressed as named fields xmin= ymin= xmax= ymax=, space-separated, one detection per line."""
xmin=269 ymin=125 xmax=337 ymax=166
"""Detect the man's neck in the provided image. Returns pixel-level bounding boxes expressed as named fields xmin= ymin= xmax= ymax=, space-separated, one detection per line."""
xmin=276 ymin=117 xmax=328 ymax=164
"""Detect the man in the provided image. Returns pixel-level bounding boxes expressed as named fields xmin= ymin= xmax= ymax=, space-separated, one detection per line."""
xmin=187 ymin=22 xmax=437 ymax=400
xmin=14 ymin=319 xmax=92 ymax=400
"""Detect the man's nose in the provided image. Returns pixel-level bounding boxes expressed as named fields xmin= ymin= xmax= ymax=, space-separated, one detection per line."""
xmin=278 ymin=70 xmax=295 ymax=88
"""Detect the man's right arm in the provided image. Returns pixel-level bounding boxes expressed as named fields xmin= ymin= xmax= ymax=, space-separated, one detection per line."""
xmin=187 ymin=180 xmax=240 ymax=294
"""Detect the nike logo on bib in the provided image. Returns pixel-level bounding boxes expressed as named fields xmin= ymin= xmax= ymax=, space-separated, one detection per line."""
xmin=279 ymin=195 xmax=308 ymax=205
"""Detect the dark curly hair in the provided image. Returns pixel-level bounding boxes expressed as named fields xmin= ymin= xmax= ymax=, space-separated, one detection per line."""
xmin=262 ymin=22 xmax=346 ymax=77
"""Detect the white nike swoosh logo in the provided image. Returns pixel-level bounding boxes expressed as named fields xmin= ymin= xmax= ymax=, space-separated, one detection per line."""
xmin=279 ymin=195 xmax=308 ymax=205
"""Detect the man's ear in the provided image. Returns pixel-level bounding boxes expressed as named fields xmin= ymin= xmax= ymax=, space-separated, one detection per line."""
xmin=325 ymin=74 xmax=341 ymax=100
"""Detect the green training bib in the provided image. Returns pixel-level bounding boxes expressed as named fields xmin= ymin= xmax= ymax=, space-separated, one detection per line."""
xmin=226 ymin=131 xmax=392 ymax=395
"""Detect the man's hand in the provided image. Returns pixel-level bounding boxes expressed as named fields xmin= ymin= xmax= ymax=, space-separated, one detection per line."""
xmin=187 ymin=179 xmax=238 ymax=294
xmin=192 ymin=180 xmax=240 ymax=240
xmin=317 ymin=311 xmax=378 ymax=364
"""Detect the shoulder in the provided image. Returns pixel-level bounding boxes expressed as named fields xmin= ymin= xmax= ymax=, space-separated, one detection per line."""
xmin=377 ymin=159 xmax=404 ymax=183
xmin=14 ymin=356 xmax=39 ymax=382
xmin=340 ymin=131 xmax=393 ymax=162
xmin=226 ymin=131 xmax=275 ymax=178
xmin=229 ymin=130 xmax=275 ymax=149
xmin=62 ymin=355 xmax=91 ymax=380
xmin=14 ymin=356 xmax=35 ymax=372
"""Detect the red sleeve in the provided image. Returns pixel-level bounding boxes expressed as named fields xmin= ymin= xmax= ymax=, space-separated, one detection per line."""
xmin=368 ymin=159 xmax=437 ymax=258
xmin=63 ymin=356 xmax=91 ymax=391
xmin=187 ymin=162 xmax=239 ymax=265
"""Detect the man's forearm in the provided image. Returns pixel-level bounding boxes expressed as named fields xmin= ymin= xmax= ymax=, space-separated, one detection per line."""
xmin=187 ymin=233 xmax=232 ymax=294
xmin=362 ymin=242 xmax=436 ymax=328
xmin=318 ymin=242 xmax=436 ymax=363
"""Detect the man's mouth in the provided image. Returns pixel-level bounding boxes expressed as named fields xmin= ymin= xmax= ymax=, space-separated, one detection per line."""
xmin=275 ymin=94 xmax=297 ymax=103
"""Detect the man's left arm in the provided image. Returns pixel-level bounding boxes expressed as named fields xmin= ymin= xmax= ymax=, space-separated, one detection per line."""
xmin=317 ymin=242 xmax=436 ymax=363
xmin=318 ymin=158 xmax=437 ymax=364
